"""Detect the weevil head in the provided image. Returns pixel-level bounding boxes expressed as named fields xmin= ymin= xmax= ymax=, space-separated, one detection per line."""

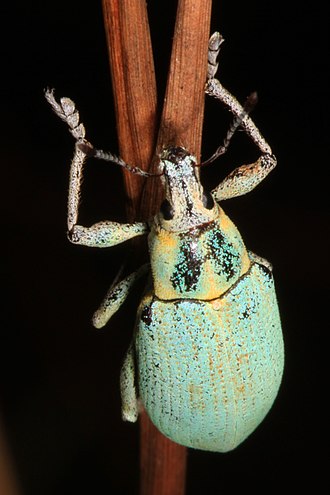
xmin=156 ymin=146 xmax=219 ymax=232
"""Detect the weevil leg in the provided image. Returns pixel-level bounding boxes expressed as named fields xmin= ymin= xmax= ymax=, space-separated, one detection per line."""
xmin=206 ymin=33 xmax=273 ymax=155
xmin=120 ymin=342 xmax=138 ymax=422
xmin=92 ymin=263 xmax=149 ymax=329
xmin=68 ymin=221 xmax=148 ymax=248
xmin=45 ymin=88 xmax=89 ymax=231
xmin=205 ymin=78 xmax=274 ymax=156
xmin=205 ymin=33 xmax=277 ymax=201
xmin=211 ymin=153 xmax=277 ymax=201
xmin=45 ymin=89 xmax=148 ymax=246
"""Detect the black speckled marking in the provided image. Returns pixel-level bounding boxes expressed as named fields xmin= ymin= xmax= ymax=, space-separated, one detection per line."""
xmin=205 ymin=228 xmax=240 ymax=283
xmin=238 ymin=295 xmax=257 ymax=322
xmin=170 ymin=221 xmax=241 ymax=292
xmin=242 ymin=309 xmax=250 ymax=319
xmin=141 ymin=305 xmax=153 ymax=326
xmin=170 ymin=233 xmax=203 ymax=292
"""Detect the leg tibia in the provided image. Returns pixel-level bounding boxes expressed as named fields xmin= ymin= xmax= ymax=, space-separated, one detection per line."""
xmin=120 ymin=343 xmax=138 ymax=422
xmin=206 ymin=34 xmax=273 ymax=156
xmin=46 ymin=89 xmax=90 ymax=230
xmin=206 ymin=79 xmax=273 ymax=155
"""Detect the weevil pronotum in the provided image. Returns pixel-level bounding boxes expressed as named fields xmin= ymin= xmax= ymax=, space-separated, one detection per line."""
xmin=46 ymin=33 xmax=284 ymax=453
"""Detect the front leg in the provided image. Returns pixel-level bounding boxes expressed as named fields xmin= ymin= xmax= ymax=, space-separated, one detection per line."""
xmin=45 ymin=89 xmax=148 ymax=246
xmin=206 ymin=33 xmax=277 ymax=200
xmin=69 ymin=221 xmax=148 ymax=247
xmin=212 ymin=153 xmax=276 ymax=201
xmin=206 ymin=32 xmax=273 ymax=155
xmin=45 ymin=89 xmax=88 ymax=231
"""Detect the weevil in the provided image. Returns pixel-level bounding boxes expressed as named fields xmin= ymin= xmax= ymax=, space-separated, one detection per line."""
xmin=46 ymin=33 xmax=284 ymax=452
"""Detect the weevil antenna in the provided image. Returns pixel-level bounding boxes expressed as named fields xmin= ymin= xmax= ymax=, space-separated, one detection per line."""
xmin=78 ymin=143 xmax=163 ymax=178
xmin=198 ymin=92 xmax=258 ymax=167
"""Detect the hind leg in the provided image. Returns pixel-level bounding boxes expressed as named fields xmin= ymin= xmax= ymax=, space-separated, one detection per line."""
xmin=120 ymin=342 xmax=138 ymax=422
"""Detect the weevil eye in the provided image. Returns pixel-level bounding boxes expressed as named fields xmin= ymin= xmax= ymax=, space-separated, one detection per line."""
xmin=160 ymin=199 xmax=174 ymax=220
xmin=202 ymin=190 xmax=215 ymax=210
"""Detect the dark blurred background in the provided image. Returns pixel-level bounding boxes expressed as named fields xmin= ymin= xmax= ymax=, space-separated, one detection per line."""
xmin=1 ymin=1 xmax=328 ymax=493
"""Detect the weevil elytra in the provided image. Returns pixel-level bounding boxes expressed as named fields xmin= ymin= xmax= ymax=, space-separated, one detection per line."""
xmin=46 ymin=33 xmax=284 ymax=453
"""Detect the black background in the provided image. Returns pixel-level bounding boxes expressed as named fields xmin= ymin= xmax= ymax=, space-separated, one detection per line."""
xmin=1 ymin=1 xmax=329 ymax=493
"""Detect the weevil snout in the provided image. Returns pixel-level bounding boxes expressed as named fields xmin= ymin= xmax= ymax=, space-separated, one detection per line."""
xmin=157 ymin=146 xmax=219 ymax=231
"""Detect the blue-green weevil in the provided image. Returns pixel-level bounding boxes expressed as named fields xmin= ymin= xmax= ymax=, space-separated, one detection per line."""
xmin=46 ymin=33 xmax=284 ymax=453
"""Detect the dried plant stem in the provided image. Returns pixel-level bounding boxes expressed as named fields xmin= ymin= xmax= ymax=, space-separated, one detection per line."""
xmin=102 ymin=0 xmax=157 ymax=221
xmin=102 ymin=1 xmax=212 ymax=493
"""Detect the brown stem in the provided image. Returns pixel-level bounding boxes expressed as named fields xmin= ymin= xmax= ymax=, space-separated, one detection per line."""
xmin=158 ymin=0 xmax=213 ymax=154
xmin=102 ymin=0 xmax=157 ymax=221
xmin=0 ymin=417 xmax=23 ymax=495
xmin=102 ymin=1 xmax=212 ymax=494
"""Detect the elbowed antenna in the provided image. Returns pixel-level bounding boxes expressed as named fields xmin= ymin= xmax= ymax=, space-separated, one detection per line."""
xmin=78 ymin=142 xmax=163 ymax=178
xmin=198 ymin=92 xmax=258 ymax=168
